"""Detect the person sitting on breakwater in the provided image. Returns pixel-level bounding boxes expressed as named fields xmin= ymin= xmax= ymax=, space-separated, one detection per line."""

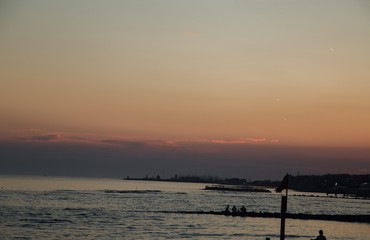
xmin=311 ymin=230 xmax=326 ymax=240
xmin=240 ymin=205 xmax=246 ymax=213
xmin=231 ymin=205 xmax=237 ymax=213
xmin=224 ymin=205 xmax=230 ymax=214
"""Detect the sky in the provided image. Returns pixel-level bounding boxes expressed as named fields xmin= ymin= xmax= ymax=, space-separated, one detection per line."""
xmin=1 ymin=0 xmax=369 ymax=180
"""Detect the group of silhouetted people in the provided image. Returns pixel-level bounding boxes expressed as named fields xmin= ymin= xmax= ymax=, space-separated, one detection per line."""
xmin=224 ymin=205 xmax=327 ymax=239
xmin=223 ymin=205 xmax=247 ymax=214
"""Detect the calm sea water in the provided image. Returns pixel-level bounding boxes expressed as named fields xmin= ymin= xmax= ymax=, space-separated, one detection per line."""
xmin=0 ymin=175 xmax=369 ymax=239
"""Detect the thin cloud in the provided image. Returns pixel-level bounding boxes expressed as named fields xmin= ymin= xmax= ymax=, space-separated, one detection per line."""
xmin=16 ymin=131 xmax=94 ymax=144
xmin=211 ymin=139 xmax=246 ymax=144
xmin=208 ymin=137 xmax=270 ymax=144
xmin=100 ymin=139 xmax=146 ymax=148
xmin=13 ymin=130 xmax=278 ymax=148
xmin=242 ymin=138 xmax=267 ymax=143
xmin=28 ymin=134 xmax=62 ymax=141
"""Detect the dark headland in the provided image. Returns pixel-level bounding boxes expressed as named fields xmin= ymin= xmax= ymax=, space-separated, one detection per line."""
xmin=125 ymin=173 xmax=370 ymax=199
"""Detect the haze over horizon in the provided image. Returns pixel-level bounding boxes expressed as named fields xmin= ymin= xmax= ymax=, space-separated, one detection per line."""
xmin=1 ymin=1 xmax=369 ymax=180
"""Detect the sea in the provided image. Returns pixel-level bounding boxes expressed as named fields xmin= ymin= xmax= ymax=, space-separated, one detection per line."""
xmin=0 ymin=175 xmax=369 ymax=240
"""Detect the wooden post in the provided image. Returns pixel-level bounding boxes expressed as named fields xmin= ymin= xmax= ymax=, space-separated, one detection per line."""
xmin=280 ymin=195 xmax=287 ymax=240
xmin=276 ymin=174 xmax=289 ymax=240
xmin=280 ymin=188 xmax=288 ymax=240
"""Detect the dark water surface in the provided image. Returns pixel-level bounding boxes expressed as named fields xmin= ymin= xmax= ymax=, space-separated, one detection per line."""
xmin=0 ymin=176 xmax=369 ymax=239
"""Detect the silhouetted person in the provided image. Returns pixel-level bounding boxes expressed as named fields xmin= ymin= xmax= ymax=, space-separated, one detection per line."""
xmin=231 ymin=205 xmax=237 ymax=213
xmin=224 ymin=205 xmax=230 ymax=214
xmin=311 ymin=230 xmax=326 ymax=240
xmin=240 ymin=205 xmax=246 ymax=213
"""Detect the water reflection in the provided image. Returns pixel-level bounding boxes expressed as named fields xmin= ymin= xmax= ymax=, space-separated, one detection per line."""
xmin=1 ymin=176 xmax=369 ymax=239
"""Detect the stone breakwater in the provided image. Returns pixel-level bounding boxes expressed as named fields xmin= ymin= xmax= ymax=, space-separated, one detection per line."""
xmin=155 ymin=211 xmax=370 ymax=223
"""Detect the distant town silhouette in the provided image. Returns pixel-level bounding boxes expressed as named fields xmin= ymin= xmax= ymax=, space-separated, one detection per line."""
xmin=125 ymin=173 xmax=370 ymax=198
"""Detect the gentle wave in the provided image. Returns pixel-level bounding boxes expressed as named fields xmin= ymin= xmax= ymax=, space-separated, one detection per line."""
xmin=63 ymin=207 xmax=86 ymax=211
xmin=20 ymin=218 xmax=73 ymax=224
xmin=103 ymin=190 xmax=162 ymax=194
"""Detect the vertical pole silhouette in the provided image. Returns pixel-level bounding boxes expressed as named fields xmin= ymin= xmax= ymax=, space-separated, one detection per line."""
xmin=276 ymin=174 xmax=289 ymax=240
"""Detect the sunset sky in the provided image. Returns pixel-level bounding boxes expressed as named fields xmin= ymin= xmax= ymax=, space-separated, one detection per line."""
xmin=1 ymin=1 xmax=369 ymax=180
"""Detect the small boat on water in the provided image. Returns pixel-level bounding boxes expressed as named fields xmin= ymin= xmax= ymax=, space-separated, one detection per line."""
xmin=204 ymin=185 xmax=271 ymax=193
